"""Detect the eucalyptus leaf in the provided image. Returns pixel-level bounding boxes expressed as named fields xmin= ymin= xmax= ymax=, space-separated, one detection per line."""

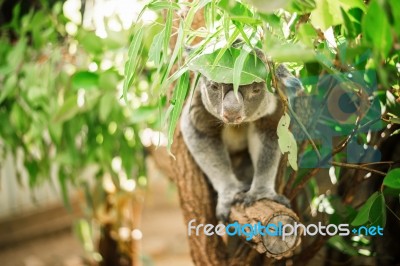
xmin=245 ymin=0 xmax=290 ymax=13
xmin=123 ymin=27 xmax=144 ymax=102
xmin=99 ymin=92 xmax=114 ymax=122
xmin=147 ymin=1 xmax=181 ymax=11
xmin=277 ymin=113 xmax=298 ymax=171
xmin=148 ymin=29 xmax=165 ymax=66
xmin=218 ymin=0 xmax=253 ymax=17
xmin=268 ymin=43 xmax=315 ymax=62
xmin=53 ymin=95 xmax=80 ymax=123
xmin=233 ymin=49 xmax=249 ymax=92
xmin=388 ymin=0 xmax=400 ymax=36
xmin=310 ymin=0 xmax=343 ymax=30
xmin=188 ymin=47 xmax=268 ymax=85
xmin=369 ymin=193 xmax=386 ymax=227
xmin=167 ymin=71 xmax=190 ymax=151
xmin=351 ymin=192 xmax=379 ymax=226
xmin=383 ymin=169 xmax=400 ymax=189
xmin=72 ymin=71 xmax=99 ymax=90
xmin=362 ymin=0 xmax=392 ymax=58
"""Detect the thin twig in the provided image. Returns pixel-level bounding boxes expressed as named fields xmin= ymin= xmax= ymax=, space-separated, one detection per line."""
xmin=386 ymin=204 xmax=400 ymax=223
xmin=331 ymin=161 xmax=386 ymax=176
xmin=360 ymin=161 xmax=398 ymax=166
xmin=288 ymin=168 xmax=321 ymax=200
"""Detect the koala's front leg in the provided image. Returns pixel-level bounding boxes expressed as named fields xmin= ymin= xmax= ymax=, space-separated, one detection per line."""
xmin=243 ymin=124 xmax=291 ymax=207
xmin=181 ymin=110 xmax=246 ymax=222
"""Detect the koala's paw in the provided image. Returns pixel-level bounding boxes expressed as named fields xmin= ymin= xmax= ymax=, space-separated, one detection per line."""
xmin=216 ymin=197 xmax=233 ymax=223
xmin=216 ymin=184 xmax=249 ymax=222
xmin=272 ymin=194 xmax=291 ymax=208
xmin=241 ymin=188 xmax=291 ymax=208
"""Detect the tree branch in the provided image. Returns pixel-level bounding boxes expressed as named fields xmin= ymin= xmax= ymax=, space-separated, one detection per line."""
xmin=331 ymin=161 xmax=386 ymax=176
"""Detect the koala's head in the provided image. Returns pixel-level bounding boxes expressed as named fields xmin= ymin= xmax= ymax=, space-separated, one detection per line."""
xmin=199 ymin=76 xmax=277 ymax=125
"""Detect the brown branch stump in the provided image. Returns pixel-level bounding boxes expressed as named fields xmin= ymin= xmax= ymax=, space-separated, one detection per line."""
xmin=230 ymin=199 xmax=302 ymax=260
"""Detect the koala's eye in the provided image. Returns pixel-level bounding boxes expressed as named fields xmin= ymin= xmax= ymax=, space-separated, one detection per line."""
xmin=210 ymin=83 xmax=219 ymax=91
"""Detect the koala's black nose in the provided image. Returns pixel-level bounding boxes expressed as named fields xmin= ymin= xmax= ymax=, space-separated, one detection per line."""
xmin=223 ymin=90 xmax=243 ymax=112
xmin=222 ymin=90 xmax=243 ymax=123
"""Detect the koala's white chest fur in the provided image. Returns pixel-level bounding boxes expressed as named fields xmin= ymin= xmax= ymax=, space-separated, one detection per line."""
xmin=221 ymin=125 xmax=248 ymax=152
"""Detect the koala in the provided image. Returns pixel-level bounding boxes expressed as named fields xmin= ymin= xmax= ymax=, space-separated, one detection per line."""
xmin=181 ymin=61 xmax=302 ymax=221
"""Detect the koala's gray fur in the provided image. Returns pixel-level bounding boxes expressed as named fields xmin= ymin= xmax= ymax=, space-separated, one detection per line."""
xmin=181 ymin=61 xmax=301 ymax=221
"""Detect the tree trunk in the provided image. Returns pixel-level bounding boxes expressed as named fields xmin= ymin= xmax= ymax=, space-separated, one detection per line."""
xmin=150 ymin=124 xmax=302 ymax=265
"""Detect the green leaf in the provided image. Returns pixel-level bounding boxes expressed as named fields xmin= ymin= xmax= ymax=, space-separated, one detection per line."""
xmin=72 ymin=71 xmax=99 ymax=90
xmin=212 ymin=28 xmax=240 ymax=68
xmin=162 ymin=20 xmax=185 ymax=89
xmin=123 ymin=27 xmax=144 ymax=102
xmin=297 ymin=24 xmax=317 ymax=48
xmin=310 ymin=0 xmax=342 ymax=30
xmin=48 ymin=122 xmax=62 ymax=145
xmin=77 ymin=31 xmax=103 ymax=54
xmin=268 ymin=43 xmax=315 ymax=62
xmin=223 ymin=11 xmax=230 ymax=41
xmin=338 ymin=0 xmax=366 ymax=12
xmin=390 ymin=129 xmax=400 ymax=137
xmin=388 ymin=0 xmax=400 ymax=36
xmin=10 ymin=104 xmax=30 ymax=133
xmin=147 ymin=1 xmax=181 ymax=10
xmin=6 ymin=38 xmax=26 ymax=71
xmin=99 ymin=92 xmax=114 ymax=122
xmin=163 ymin=9 xmax=173 ymax=64
xmin=188 ymin=47 xmax=268 ymax=85
xmin=167 ymin=71 xmax=190 ymax=151
xmin=74 ymin=219 xmax=94 ymax=252
xmin=59 ymin=172 xmax=71 ymax=211
xmin=340 ymin=7 xmax=356 ymax=38
xmin=233 ymin=49 xmax=249 ymax=92
xmin=362 ymin=0 xmax=393 ymax=58
xmin=246 ymin=0 xmax=290 ymax=13
xmin=231 ymin=16 xmax=262 ymax=25
xmin=0 ymin=74 xmax=17 ymax=104
xmin=99 ymin=70 xmax=120 ymax=91
xmin=383 ymin=168 xmax=400 ymax=189
xmin=386 ymin=91 xmax=400 ymax=117
xmin=53 ymin=95 xmax=80 ymax=123
xmin=289 ymin=0 xmax=316 ymax=14
xmin=131 ymin=106 xmax=158 ymax=123
xmin=388 ymin=117 xmax=400 ymax=124
xmin=369 ymin=193 xmax=386 ymax=227
xmin=351 ymin=192 xmax=379 ymax=226
xmin=310 ymin=0 xmax=365 ymax=31
xmin=277 ymin=113 xmax=298 ymax=171
xmin=148 ymin=29 xmax=165 ymax=66
xmin=217 ymin=0 xmax=253 ymax=17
